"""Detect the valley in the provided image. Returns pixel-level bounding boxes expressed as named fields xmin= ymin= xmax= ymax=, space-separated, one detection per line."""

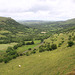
xmin=0 ymin=17 xmax=75 ymax=75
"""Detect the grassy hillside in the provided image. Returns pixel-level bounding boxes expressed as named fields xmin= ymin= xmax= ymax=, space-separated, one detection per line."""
xmin=0 ymin=44 xmax=75 ymax=75
xmin=0 ymin=17 xmax=51 ymax=43
xmin=0 ymin=17 xmax=30 ymax=43
xmin=0 ymin=17 xmax=75 ymax=75
xmin=0 ymin=31 xmax=75 ymax=75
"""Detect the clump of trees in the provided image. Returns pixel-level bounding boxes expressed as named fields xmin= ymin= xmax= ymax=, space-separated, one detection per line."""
xmin=39 ymin=43 xmax=57 ymax=52
xmin=13 ymin=41 xmax=25 ymax=49
xmin=58 ymin=40 xmax=64 ymax=47
xmin=0 ymin=40 xmax=35 ymax=63
xmin=67 ymin=41 xmax=74 ymax=47
xmin=25 ymin=52 xmax=29 ymax=56
xmin=51 ymin=44 xmax=57 ymax=50
xmin=68 ymin=35 xmax=72 ymax=40
xmin=26 ymin=41 xmax=34 ymax=45
xmin=31 ymin=49 xmax=36 ymax=54
xmin=28 ymin=48 xmax=32 ymax=50
xmin=3 ymin=47 xmax=19 ymax=63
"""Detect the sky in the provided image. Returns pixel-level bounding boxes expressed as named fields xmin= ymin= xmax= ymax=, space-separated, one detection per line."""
xmin=0 ymin=0 xmax=75 ymax=21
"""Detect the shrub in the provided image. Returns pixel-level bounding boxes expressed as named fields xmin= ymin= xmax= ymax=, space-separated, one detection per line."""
xmin=31 ymin=50 xmax=36 ymax=54
xmin=68 ymin=35 xmax=71 ymax=40
xmin=46 ymin=47 xmax=52 ymax=51
xmin=20 ymin=53 xmax=23 ymax=56
xmin=34 ymin=49 xmax=36 ymax=50
xmin=46 ymin=43 xmax=52 ymax=51
xmin=12 ymin=55 xmax=17 ymax=59
xmin=13 ymin=45 xmax=18 ymax=49
xmin=39 ymin=46 xmax=45 ymax=52
xmin=51 ymin=44 xmax=57 ymax=50
xmin=28 ymin=48 xmax=31 ymax=50
xmin=25 ymin=52 xmax=29 ymax=56
xmin=6 ymin=47 xmax=13 ymax=53
xmin=3 ymin=57 xmax=10 ymax=63
xmin=68 ymin=41 xmax=74 ymax=47
xmin=0 ymin=58 xmax=3 ymax=63
xmin=62 ymin=40 xmax=64 ymax=43
xmin=58 ymin=43 xmax=62 ymax=47
xmin=22 ymin=41 xmax=25 ymax=45
xmin=7 ymin=50 xmax=17 ymax=55
xmin=31 ymin=41 xmax=34 ymax=44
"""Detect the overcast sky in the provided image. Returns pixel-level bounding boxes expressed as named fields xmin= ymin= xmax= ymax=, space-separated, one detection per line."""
xmin=0 ymin=0 xmax=75 ymax=21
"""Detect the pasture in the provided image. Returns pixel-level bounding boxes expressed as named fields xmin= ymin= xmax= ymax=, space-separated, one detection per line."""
xmin=0 ymin=45 xmax=75 ymax=75
xmin=0 ymin=33 xmax=75 ymax=75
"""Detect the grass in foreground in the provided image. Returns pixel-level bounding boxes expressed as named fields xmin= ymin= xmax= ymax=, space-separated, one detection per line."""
xmin=0 ymin=45 xmax=75 ymax=75
xmin=0 ymin=33 xmax=75 ymax=75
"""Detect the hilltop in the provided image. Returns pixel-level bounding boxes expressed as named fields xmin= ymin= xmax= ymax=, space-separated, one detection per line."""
xmin=0 ymin=17 xmax=29 ymax=31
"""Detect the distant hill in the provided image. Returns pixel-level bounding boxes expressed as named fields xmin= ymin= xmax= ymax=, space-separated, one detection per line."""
xmin=66 ymin=18 xmax=75 ymax=23
xmin=18 ymin=20 xmax=46 ymax=22
xmin=0 ymin=17 xmax=31 ymax=43
xmin=19 ymin=18 xmax=75 ymax=33
xmin=0 ymin=17 xmax=29 ymax=31
xmin=0 ymin=17 xmax=75 ymax=43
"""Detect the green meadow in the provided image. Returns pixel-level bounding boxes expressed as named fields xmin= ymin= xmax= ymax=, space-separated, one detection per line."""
xmin=0 ymin=44 xmax=75 ymax=75
xmin=17 ymin=40 xmax=41 ymax=53
xmin=0 ymin=33 xmax=75 ymax=75
xmin=0 ymin=43 xmax=17 ymax=51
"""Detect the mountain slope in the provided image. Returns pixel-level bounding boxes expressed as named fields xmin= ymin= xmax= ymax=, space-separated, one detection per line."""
xmin=0 ymin=17 xmax=35 ymax=43
xmin=0 ymin=37 xmax=75 ymax=75
xmin=0 ymin=17 xmax=29 ymax=32
xmin=0 ymin=31 xmax=75 ymax=75
xmin=0 ymin=17 xmax=52 ymax=43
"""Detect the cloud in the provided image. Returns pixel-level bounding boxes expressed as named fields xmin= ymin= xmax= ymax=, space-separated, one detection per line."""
xmin=28 ymin=4 xmax=51 ymax=12
xmin=0 ymin=0 xmax=75 ymax=21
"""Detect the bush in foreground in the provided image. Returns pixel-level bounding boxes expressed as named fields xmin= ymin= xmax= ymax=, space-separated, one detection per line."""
xmin=51 ymin=44 xmax=57 ymax=50
xmin=68 ymin=41 xmax=74 ymax=47
xmin=25 ymin=52 xmax=29 ymax=56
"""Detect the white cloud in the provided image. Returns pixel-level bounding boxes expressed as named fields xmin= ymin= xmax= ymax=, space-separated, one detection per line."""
xmin=0 ymin=0 xmax=75 ymax=21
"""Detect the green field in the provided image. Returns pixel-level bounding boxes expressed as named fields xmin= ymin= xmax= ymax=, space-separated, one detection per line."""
xmin=0 ymin=33 xmax=75 ymax=75
xmin=0 ymin=30 xmax=11 ymax=34
xmin=17 ymin=40 xmax=41 ymax=53
xmin=0 ymin=43 xmax=17 ymax=51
